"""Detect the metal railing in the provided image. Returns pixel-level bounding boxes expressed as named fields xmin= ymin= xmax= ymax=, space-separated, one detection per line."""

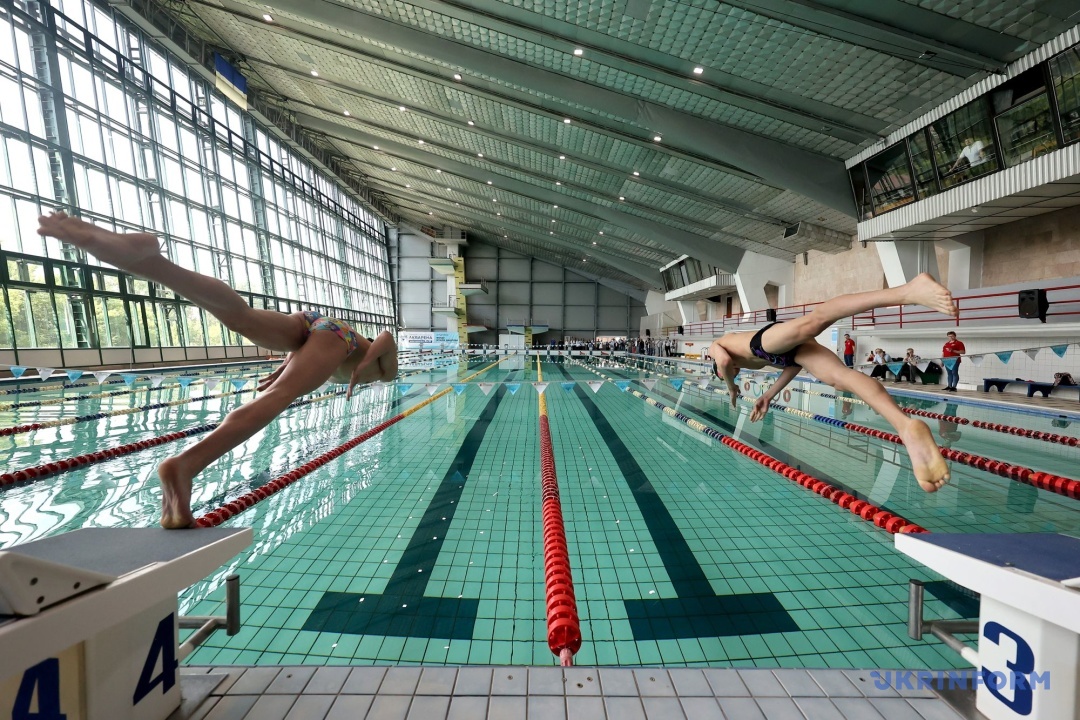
xmin=673 ymin=282 xmax=1080 ymax=336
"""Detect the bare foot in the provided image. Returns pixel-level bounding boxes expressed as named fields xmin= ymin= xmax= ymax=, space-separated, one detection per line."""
xmin=37 ymin=211 xmax=161 ymax=269
xmin=158 ymin=457 xmax=197 ymax=529
xmin=899 ymin=419 xmax=950 ymax=492
xmin=904 ymin=272 xmax=957 ymax=317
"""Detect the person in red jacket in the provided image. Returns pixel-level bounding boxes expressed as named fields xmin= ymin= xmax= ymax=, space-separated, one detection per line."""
xmin=942 ymin=331 xmax=966 ymax=391
xmin=842 ymin=333 xmax=856 ymax=367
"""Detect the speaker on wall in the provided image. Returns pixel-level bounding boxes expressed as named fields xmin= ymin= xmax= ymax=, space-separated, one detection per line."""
xmin=1018 ymin=289 xmax=1049 ymax=323
xmin=765 ymin=308 xmax=777 ymax=323
xmin=645 ymin=328 xmax=651 ymax=337
xmin=678 ymin=325 xmax=684 ymax=335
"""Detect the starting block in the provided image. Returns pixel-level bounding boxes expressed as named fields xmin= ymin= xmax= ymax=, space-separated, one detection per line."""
xmin=0 ymin=527 xmax=251 ymax=720
xmin=897 ymin=532 xmax=1080 ymax=720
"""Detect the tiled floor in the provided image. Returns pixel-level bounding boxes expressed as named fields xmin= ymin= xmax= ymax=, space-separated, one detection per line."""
xmin=178 ymin=665 xmax=979 ymax=720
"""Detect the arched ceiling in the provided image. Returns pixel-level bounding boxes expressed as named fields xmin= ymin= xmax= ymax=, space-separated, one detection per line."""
xmin=158 ymin=0 xmax=1080 ymax=288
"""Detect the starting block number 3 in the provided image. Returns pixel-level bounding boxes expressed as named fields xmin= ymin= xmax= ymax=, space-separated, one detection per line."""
xmin=4 ymin=612 xmax=178 ymax=720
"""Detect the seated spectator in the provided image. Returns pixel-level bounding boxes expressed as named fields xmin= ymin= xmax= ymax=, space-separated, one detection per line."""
xmin=896 ymin=348 xmax=922 ymax=383
xmin=870 ymin=348 xmax=891 ymax=380
xmin=1054 ymin=372 xmax=1076 ymax=386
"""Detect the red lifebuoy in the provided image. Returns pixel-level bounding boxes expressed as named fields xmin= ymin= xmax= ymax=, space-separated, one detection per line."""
xmin=783 ymin=389 xmax=791 ymax=402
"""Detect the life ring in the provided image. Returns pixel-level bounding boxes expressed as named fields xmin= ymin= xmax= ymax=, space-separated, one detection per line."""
xmin=783 ymin=389 xmax=791 ymax=402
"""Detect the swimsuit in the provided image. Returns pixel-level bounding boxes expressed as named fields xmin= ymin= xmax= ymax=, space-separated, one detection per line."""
xmin=301 ymin=311 xmax=361 ymax=355
xmin=749 ymin=322 xmax=801 ymax=368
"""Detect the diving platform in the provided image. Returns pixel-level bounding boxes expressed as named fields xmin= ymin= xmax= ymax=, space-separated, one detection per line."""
xmin=458 ymin=282 xmax=488 ymax=296
xmin=427 ymin=257 xmax=455 ymax=275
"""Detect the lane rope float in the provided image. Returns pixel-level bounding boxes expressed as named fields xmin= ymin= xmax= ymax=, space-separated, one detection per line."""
xmin=536 ymin=357 xmax=582 ymax=666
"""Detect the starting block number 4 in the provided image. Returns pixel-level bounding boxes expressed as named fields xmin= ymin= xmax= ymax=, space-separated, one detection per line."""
xmin=1 ymin=600 xmax=181 ymax=720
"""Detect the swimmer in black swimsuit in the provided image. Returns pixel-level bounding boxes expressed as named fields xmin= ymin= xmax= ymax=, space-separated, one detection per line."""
xmin=706 ymin=274 xmax=958 ymax=493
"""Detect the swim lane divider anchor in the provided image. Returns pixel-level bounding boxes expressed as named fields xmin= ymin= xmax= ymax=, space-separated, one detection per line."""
xmin=536 ymin=357 xmax=582 ymax=665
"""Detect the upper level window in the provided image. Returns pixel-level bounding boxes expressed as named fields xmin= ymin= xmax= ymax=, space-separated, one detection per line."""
xmin=908 ymin=130 xmax=939 ymax=200
xmin=866 ymin=142 xmax=915 ymax=215
xmin=931 ymin=99 xmax=999 ymax=189
xmin=990 ymin=66 xmax=1058 ymax=167
xmin=1050 ymin=47 xmax=1080 ymax=144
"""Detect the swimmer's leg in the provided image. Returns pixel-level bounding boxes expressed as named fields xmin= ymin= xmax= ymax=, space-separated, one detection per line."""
xmin=37 ymin=212 xmax=305 ymax=352
xmin=795 ymin=342 xmax=949 ymax=492
xmin=158 ymin=332 xmax=346 ymax=528
xmin=758 ymin=273 xmax=956 ymax=355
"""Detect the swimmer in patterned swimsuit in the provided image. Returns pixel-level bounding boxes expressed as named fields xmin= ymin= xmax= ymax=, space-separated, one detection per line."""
xmin=37 ymin=212 xmax=399 ymax=528
xmin=706 ymin=275 xmax=958 ymax=493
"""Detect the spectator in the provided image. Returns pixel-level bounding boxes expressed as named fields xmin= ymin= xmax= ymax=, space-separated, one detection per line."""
xmin=942 ymin=331 xmax=965 ymax=392
xmin=950 ymin=137 xmax=989 ymax=174
xmin=842 ymin=333 xmax=855 ymax=368
xmin=897 ymin=347 xmax=921 ymax=383
xmin=870 ymin=348 xmax=890 ymax=380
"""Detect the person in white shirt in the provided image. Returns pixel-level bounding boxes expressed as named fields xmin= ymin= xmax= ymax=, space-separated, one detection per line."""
xmin=950 ymin=137 xmax=988 ymax=173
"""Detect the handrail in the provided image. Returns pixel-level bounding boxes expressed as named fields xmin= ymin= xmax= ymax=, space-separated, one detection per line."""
xmin=675 ymin=282 xmax=1080 ymax=336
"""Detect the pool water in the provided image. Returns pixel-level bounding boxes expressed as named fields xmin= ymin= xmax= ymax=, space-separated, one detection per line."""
xmin=1 ymin=355 xmax=1077 ymax=668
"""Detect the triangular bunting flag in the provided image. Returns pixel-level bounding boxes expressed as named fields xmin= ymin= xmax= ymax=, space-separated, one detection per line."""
xmin=177 ymin=376 xmax=194 ymax=388
xmin=397 ymin=383 xmax=412 ymax=395
xmin=533 ymin=382 xmax=548 ymax=395
xmin=149 ymin=375 xmax=165 ymax=388
xmin=942 ymin=357 xmax=959 ymax=370
xmin=66 ymin=370 xmax=84 ymax=382
xmin=968 ymin=355 xmax=984 ymax=367
xmin=915 ymin=362 xmax=930 ymax=372
xmin=453 ymin=383 xmax=467 ymax=395
xmin=697 ymin=376 xmax=710 ymax=389
xmin=1023 ymin=348 xmax=1039 ymax=361
xmin=642 ymin=379 xmax=657 ymax=391
xmin=425 ymin=383 xmax=440 ymax=396
xmin=121 ymin=373 xmax=137 ymax=386
xmin=506 ymin=383 xmax=521 ymax=395
xmin=230 ymin=379 xmax=248 ymax=391
xmin=994 ymin=351 xmax=1012 ymax=365
xmin=205 ymin=378 xmax=221 ymax=392
xmin=615 ymin=380 xmax=630 ymax=392
xmin=9 ymin=366 xmax=26 ymax=378
xmin=887 ymin=362 xmax=903 ymax=376
xmin=1051 ymin=344 xmax=1068 ymax=358
xmin=587 ymin=381 xmax=603 ymax=394
xmin=37 ymin=367 xmax=55 ymax=382
xmin=561 ymin=382 xmax=575 ymax=393
xmin=478 ymin=382 xmax=494 ymax=395
xmin=92 ymin=371 xmax=111 ymax=385
xmin=670 ymin=378 xmax=685 ymax=391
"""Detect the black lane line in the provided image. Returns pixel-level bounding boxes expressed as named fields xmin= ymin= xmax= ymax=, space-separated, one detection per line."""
xmin=303 ymin=373 xmax=515 ymax=639
xmin=551 ymin=362 xmax=797 ymax=640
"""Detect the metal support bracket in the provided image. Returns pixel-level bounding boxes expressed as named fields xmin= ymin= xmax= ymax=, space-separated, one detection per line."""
xmin=177 ymin=573 xmax=241 ymax=660
xmin=908 ymin=579 xmax=980 ymax=666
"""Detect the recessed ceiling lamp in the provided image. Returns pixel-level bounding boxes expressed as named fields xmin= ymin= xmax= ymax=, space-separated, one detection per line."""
xmin=632 ymin=171 xmax=639 ymax=176
xmin=599 ymin=231 xmax=604 ymax=235
xmin=487 ymin=181 xmax=493 ymax=185
xmin=343 ymin=110 xmax=350 ymax=116
xmin=551 ymin=219 xmax=556 ymax=223
xmin=453 ymin=73 xmax=462 ymax=80
xmin=310 ymin=69 xmax=319 ymax=77
xmin=550 ymin=231 xmax=554 ymax=234
xmin=477 ymin=153 xmax=483 ymax=158
xmin=556 ymin=181 xmax=561 ymax=186
xmin=391 ymin=167 xmax=397 ymax=171
xmin=262 ymin=13 xmax=273 ymax=22
xmin=592 ymin=241 xmax=596 ymax=245
xmin=563 ymin=118 xmax=571 ymax=124
xmin=418 ymin=139 xmax=425 ymax=144
xmin=693 ymin=66 xmax=704 ymax=75
xmin=553 ymin=204 xmax=558 ymax=208
xmin=373 ymin=145 xmax=379 ymax=150
xmin=405 ymin=184 xmax=411 ymax=188
xmin=399 ymin=105 xmax=407 ymax=111
xmin=619 ymin=196 xmax=625 ymax=200
xmin=497 ymin=212 xmax=501 ymax=216
xmin=653 ymin=135 xmax=661 ymax=142
xmin=436 ymin=169 xmax=441 ymax=173
xmin=573 ymin=48 xmax=583 ymax=56
xmin=446 ymin=187 xmax=451 ymax=191
xmin=467 ymin=120 xmax=474 ymax=126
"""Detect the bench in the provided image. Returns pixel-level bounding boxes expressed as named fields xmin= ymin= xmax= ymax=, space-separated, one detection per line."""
xmin=983 ymin=377 xmax=1056 ymax=397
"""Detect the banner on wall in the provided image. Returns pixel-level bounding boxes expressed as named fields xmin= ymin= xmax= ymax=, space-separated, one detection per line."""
xmin=399 ymin=332 xmax=460 ymax=349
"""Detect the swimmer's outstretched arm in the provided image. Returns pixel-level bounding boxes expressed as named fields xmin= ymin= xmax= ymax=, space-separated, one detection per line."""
xmin=750 ymin=365 xmax=800 ymax=422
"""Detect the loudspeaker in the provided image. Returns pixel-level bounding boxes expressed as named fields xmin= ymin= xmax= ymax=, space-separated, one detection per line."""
xmin=678 ymin=325 xmax=684 ymax=335
xmin=765 ymin=308 xmax=777 ymax=322
xmin=645 ymin=329 xmax=651 ymax=337
xmin=1018 ymin=289 xmax=1049 ymax=323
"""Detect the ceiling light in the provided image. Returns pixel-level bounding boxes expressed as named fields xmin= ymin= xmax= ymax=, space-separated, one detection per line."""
xmin=559 ymin=155 xmax=565 ymax=160
xmin=553 ymin=204 xmax=558 ymax=208
xmin=310 ymin=69 xmax=319 ymax=77
xmin=418 ymin=139 xmax=425 ymax=144
xmin=262 ymin=13 xmax=273 ymax=22
xmin=573 ymin=48 xmax=584 ymax=56
xmin=550 ymin=231 xmax=554 ymax=235
xmin=556 ymin=181 xmax=561 ymax=186
xmin=399 ymin=106 xmax=407 ymax=111
xmin=599 ymin=231 xmax=604 ymax=235
xmin=592 ymin=241 xmax=596 ymax=245
xmin=551 ymin=219 xmax=556 ymax=223
xmin=429 ymin=212 xmax=433 ymax=215
xmin=477 ymin=153 xmax=483 ymax=158
xmin=619 ymin=196 xmax=625 ymax=200
xmin=497 ymin=212 xmax=501 ymax=216
xmin=405 ymin=184 xmax=411 ymax=188
xmin=632 ymin=171 xmax=639 ymax=176
xmin=343 ymin=110 xmax=351 ymax=117
xmin=653 ymin=135 xmax=661 ymax=142
xmin=453 ymin=73 xmax=462 ymax=80
xmin=436 ymin=169 xmax=441 ymax=173
xmin=487 ymin=181 xmax=493 ymax=185
xmin=971 ymin=207 xmax=980 ymax=213
xmin=373 ymin=145 xmax=379 ymax=150
xmin=446 ymin=187 xmax=451 ymax=191
xmin=504 ymin=235 xmax=508 ymax=238
xmin=467 ymin=120 xmax=474 ymax=126
xmin=492 ymin=198 xmax=497 ymax=202
xmin=391 ymin=167 xmax=397 ymax=171
xmin=693 ymin=66 xmax=704 ymax=75
xmin=563 ymin=118 xmax=571 ymax=124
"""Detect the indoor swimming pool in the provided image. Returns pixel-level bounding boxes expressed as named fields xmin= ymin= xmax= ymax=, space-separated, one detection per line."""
xmin=1 ymin=355 xmax=1077 ymax=670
